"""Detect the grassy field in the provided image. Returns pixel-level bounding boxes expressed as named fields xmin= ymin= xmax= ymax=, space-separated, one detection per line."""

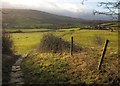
xmin=11 ymin=32 xmax=46 ymax=54
xmin=11 ymin=29 xmax=118 ymax=55
xmin=10 ymin=29 xmax=119 ymax=85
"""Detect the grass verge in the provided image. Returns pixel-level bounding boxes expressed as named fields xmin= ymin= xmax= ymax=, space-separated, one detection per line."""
xmin=21 ymin=50 xmax=119 ymax=85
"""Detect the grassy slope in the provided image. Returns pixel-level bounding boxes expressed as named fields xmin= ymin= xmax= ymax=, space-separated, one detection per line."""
xmin=3 ymin=9 xmax=112 ymax=29
xmin=21 ymin=52 xmax=118 ymax=84
xmin=2 ymin=9 xmax=88 ymax=29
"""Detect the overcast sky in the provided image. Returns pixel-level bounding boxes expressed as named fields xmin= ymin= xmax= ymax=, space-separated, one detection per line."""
xmin=1 ymin=0 xmax=115 ymax=20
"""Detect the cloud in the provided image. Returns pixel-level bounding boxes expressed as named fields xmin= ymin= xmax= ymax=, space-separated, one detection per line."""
xmin=2 ymin=0 xmax=89 ymax=12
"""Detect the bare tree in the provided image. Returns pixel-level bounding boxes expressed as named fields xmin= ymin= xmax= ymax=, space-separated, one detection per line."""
xmin=81 ymin=0 xmax=120 ymax=19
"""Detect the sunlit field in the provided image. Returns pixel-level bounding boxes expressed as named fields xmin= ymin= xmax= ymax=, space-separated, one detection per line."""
xmin=11 ymin=32 xmax=46 ymax=54
xmin=11 ymin=29 xmax=118 ymax=55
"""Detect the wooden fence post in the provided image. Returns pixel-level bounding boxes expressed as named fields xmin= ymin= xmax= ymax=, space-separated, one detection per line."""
xmin=70 ymin=36 xmax=73 ymax=56
xmin=98 ymin=40 xmax=109 ymax=70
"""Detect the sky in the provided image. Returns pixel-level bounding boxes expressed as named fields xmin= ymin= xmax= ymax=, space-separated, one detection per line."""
xmin=1 ymin=0 xmax=115 ymax=20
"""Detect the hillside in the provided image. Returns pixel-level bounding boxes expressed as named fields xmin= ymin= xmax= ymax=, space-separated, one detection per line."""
xmin=2 ymin=9 xmax=110 ymax=29
xmin=2 ymin=9 xmax=89 ymax=29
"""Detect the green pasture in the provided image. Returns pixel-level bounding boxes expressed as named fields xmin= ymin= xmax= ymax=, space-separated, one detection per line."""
xmin=11 ymin=32 xmax=46 ymax=54
xmin=11 ymin=29 xmax=118 ymax=55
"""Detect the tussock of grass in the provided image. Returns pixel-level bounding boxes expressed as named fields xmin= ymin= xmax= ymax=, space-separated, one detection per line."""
xmin=38 ymin=33 xmax=82 ymax=53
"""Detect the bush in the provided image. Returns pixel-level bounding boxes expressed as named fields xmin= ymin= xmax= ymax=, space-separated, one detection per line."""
xmin=2 ymin=32 xmax=13 ymax=55
xmin=38 ymin=33 xmax=82 ymax=53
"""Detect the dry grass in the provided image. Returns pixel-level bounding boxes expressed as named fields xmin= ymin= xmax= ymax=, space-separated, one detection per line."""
xmin=21 ymin=49 xmax=119 ymax=85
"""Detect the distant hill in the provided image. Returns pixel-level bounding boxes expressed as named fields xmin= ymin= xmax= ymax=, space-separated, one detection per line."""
xmin=2 ymin=9 xmax=108 ymax=29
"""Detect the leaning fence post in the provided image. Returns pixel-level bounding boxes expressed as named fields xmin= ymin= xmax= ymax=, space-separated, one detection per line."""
xmin=70 ymin=36 xmax=73 ymax=56
xmin=98 ymin=39 xmax=109 ymax=70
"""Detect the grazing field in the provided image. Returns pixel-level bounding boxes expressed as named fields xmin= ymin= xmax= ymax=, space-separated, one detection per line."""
xmin=10 ymin=29 xmax=119 ymax=85
xmin=11 ymin=29 xmax=118 ymax=55
xmin=11 ymin=32 xmax=46 ymax=54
